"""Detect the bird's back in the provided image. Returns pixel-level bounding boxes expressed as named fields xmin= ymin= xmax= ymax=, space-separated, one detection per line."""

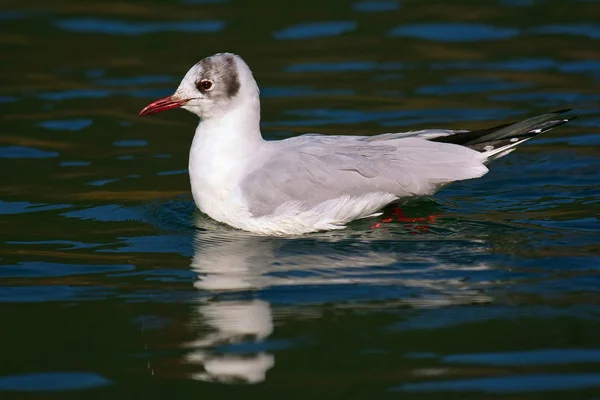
xmin=239 ymin=133 xmax=488 ymax=218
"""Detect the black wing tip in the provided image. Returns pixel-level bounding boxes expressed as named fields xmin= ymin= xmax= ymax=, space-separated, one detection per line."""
xmin=537 ymin=114 xmax=577 ymax=134
xmin=565 ymin=115 xmax=578 ymax=122
xmin=551 ymin=108 xmax=574 ymax=115
xmin=553 ymin=113 xmax=578 ymax=125
xmin=549 ymin=109 xmax=578 ymax=126
xmin=430 ymin=109 xmax=578 ymax=146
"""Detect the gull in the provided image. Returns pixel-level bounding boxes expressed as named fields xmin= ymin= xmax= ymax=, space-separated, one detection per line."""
xmin=139 ymin=53 xmax=576 ymax=235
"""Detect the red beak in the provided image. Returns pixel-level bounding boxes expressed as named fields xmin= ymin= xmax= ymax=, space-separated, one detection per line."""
xmin=139 ymin=95 xmax=188 ymax=117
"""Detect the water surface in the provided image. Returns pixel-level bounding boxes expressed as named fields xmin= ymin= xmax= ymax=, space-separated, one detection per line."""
xmin=1 ymin=0 xmax=599 ymax=397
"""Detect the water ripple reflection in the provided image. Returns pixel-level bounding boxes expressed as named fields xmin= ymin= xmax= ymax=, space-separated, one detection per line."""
xmin=1 ymin=0 xmax=599 ymax=395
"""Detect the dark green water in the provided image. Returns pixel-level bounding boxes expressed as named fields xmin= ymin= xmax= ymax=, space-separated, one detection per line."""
xmin=1 ymin=0 xmax=600 ymax=398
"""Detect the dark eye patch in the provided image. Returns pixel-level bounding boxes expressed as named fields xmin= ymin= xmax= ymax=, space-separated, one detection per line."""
xmin=220 ymin=55 xmax=240 ymax=99
xmin=193 ymin=54 xmax=240 ymax=100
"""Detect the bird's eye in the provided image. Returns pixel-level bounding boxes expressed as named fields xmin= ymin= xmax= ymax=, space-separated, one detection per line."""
xmin=197 ymin=79 xmax=213 ymax=91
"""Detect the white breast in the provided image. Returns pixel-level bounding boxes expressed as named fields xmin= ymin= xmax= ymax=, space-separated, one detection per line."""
xmin=187 ymin=113 xmax=266 ymax=229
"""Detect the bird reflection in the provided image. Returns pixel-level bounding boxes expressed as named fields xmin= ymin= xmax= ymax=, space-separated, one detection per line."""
xmin=184 ymin=214 xmax=493 ymax=384
xmin=185 ymin=219 xmax=276 ymax=384
xmin=184 ymin=298 xmax=274 ymax=384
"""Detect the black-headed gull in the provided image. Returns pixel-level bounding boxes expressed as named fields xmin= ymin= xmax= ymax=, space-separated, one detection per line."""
xmin=139 ymin=53 xmax=576 ymax=235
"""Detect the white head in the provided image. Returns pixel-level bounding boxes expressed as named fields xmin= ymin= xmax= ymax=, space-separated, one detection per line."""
xmin=139 ymin=53 xmax=259 ymax=120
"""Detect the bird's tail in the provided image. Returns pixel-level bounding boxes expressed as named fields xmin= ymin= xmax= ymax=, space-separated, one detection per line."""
xmin=431 ymin=109 xmax=577 ymax=162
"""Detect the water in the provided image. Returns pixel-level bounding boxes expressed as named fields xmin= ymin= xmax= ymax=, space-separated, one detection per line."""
xmin=1 ymin=0 xmax=599 ymax=397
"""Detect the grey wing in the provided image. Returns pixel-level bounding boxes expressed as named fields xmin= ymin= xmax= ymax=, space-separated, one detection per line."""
xmin=302 ymin=129 xmax=466 ymax=142
xmin=363 ymin=129 xmax=468 ymax=141
xmin=240 ymin=134 xmax=487 ymax=217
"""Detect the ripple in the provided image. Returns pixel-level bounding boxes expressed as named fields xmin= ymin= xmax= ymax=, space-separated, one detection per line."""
xmin=87 ymin=178 xmax=118 ymax=186
xmin=0 ymin=286 xmax=114 ymax=302
xmin=431 ymin=58 xmax=556 ymax=72
xmin=109 ymin=268 xmax=195 ymax=282
xmin=397 ymin=373 xmax=600 ymax=393
xmin=430 ymin=58 xmax=600 ymax=81
xmin=182 ymin=0 xmax=229 ymax=3
xmin=532 ymin=24 xmax=600 ymax=39
xmin=85 ymin=69 xmax=105 ymax=78
xmin=133 ymin=315 xmax=171 ymax=330
xmin=286 ymin=61 xmax=403 ymax=73
xmin=37 ymin=119 xmax=92 ymax=131
xmin=99 ymin=234 xmax=193 ymax=256
xmin=352 ymin=0 xmax=400 ymax=12
xmin=0 ymin=261 xmax=134 ymax=278
xmin=94 ymin=75 xmax=176 ymax=86
xmin=113 ymin=140 xmax=148 ymax=147
xmin=0 ymin=201 xmax=71 ymax=215
xmin=488 ymin=92 xmax=596 ymax=105
xmin=55 ymin=18 xmax=225 ymax=35
xmin=0 ymin=372 xmax=111 ymax=392
xmin=0 ymin=95 xmax=18 ymax=103
xmin=416 ymin=77 xmax=531 ymax=95
xmin=60 ymin=161 xmax=91 ymax=167
xmin=442 ymin=349 xmax=600 ymax=366
xmin=215 ymin=338 xmax=295 ymax=353
xmin=0 ymin=10 xmax=27 ymax=20
xmin=62 ymin=204 xmax=140 ymax=222
xmin=127 ymin=89 xmax=172 ymax=100
xmin=388 ymin=305 xmax=560 ymax=331
xmin=389 ymin=23 xmax=519 ymax=41
xmin=563 ymin=132 xmax=600 ymax=146
xmin=261 ymin=86 xmax=354 ymax=98
xmin=499 ymin=0 xmax=535 ymax=6
xmin=274 ymin=21 xmax=357 ymax=40
xmin=560 ymin=60 xmax=600 ymax=74
xmin=0 ymin=146 xmax=59 ymax=159
xmin=156 ymin=169 xmax=188 ymax=176
xmin=279 ymin=107 xmax=524 ymax=126
xmin=7 ymin=239 xmax=102 ymax=250
xmin=38 ymin=89 xmax=111 ymax=101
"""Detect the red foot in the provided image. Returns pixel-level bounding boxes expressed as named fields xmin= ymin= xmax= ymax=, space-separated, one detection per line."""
xmin=397 ymin=215 xmax=438 ymax=223
xmin=370 ymin=206 xmax=438 ymax=234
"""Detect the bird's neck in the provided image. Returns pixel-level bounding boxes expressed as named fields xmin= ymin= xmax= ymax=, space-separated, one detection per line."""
xmin=192 ymin=95 xmax=263 ymax=154
xmin=188 ymin=99 xmax=264 ymax=207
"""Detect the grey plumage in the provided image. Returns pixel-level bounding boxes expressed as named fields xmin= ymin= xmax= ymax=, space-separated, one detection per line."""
xmin=240 ymin=110 xmax=577 ymax=217
xmin=240 ymin=135 xmax=488 ymax=217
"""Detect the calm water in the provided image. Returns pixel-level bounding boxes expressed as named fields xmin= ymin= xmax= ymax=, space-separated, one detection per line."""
xmin=1 ymin=0 xmax=600 ymax=397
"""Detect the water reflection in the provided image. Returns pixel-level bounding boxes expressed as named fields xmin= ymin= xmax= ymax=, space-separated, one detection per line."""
xmin=187 ymin=225 xmax=276 ymax=383
xmin=1 ymin=0 xmax=599 ymax=394
xmin=185 ymin=215 xmax=494 ymax=383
